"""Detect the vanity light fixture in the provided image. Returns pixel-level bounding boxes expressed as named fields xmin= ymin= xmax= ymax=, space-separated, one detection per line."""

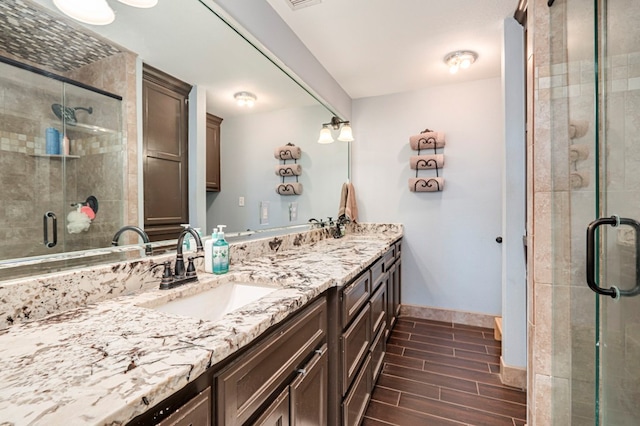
xmin=317 ymin=116 xmax=354 ymax=144
xmin=444 ymin=50 xmax=478 ymax=74
xmin=234 ymin=91 xmax=257 ymax=108
xmin=53 ymin=0 xmax=157 ymax=26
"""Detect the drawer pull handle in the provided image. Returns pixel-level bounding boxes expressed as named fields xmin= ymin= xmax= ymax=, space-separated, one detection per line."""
xmin=297 ymin=368 xmax=307 ymax=376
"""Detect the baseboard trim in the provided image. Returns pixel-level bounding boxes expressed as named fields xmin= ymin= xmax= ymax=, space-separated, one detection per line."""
xmin=500 ymin=356 xmax=527 ymax=389
xmin=399 ymin=304 xmax=496 ymax=329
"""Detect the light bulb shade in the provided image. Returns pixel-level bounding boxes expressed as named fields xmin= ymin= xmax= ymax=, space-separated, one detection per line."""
xmin=337 ymin=124 xmax=354 ymax=142
xmin=117 ymin=0 xmax=158 ymax=7
xmin=444 ymin=50 xmax=478 ymax=74
xmin=317 ymin=126 xmax=334 ymax=144
xmin=234 ymin=91 xmax=257 ymax=108
xmin=53 ymin=0 xmax=115 ymax=25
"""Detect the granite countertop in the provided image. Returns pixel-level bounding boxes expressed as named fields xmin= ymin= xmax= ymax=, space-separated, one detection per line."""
xmin=0 ymin=230 xmax=402 ymax=425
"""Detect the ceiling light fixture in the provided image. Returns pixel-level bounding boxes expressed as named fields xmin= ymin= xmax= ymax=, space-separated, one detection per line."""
xmin=317 ymin=116 xmax=354 ymax=144
xmin=53 ymin=0 xmax=115 ymax=25
xmin=444 ymin=50 xmax=478 ymax=74
xmin=234 ymin=91 xmax=257 ymax=108
xmin=53 ymin=0 xmax=157 ymax=26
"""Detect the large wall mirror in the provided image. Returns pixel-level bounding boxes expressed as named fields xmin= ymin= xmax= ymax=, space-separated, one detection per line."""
xmin=0 ymin=0 xmax=349 ymax=280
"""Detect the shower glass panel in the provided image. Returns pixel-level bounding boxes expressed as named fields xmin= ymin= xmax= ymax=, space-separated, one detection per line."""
xmin=0 ymin=60 xmax=124 ymax=266
xmin=549 ymin=0 xmax=640 ymax=424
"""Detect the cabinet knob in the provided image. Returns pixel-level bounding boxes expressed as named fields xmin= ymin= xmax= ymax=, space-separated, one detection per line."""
xmin=496 ymin=237 xmax=503 ymax=244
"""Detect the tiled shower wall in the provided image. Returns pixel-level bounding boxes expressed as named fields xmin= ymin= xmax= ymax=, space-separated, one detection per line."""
xmin=528 ymin=0 xmax=640 ymax=424
xmin=0 ymin=50 xmax=138 ymax=260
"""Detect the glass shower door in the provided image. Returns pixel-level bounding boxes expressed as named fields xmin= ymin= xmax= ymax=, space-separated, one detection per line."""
xmin=589 ymin=0 xmax=640 ymax=423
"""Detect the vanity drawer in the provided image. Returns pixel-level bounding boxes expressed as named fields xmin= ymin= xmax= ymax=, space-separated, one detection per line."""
xmin=370 ymin=280 xmax=387 ymax=338
xmin=216 ymin=297 xmax=327 ymax=426
xmin=341 ymin=303 xmax=371 ymax=395
xmin=157 ymin=387 xmax=210 ymax=426
xmin=382 ymin=247 xmax=395 ymax=272
xmin=341 ymin=270 xmax=371 ymax=329
xmin=370 ymin=325 xmax=386 ymax=382
xmin=395 ymin=240 xmax=402 ymax=258
xmin=370 ymin=257 xmax=384 ymax=291
xmin=342 ymin=354 xmax=372 ymax=426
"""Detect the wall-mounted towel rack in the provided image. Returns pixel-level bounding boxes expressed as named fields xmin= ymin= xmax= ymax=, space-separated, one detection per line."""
xmin=274 ymin=143 xmax=303 ymax=195
xmin=408 ymin=128 xmax=445 ymax=192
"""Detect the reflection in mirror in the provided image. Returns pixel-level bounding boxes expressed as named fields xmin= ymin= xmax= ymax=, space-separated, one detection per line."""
xmin=0 ymin=0 xmax=349 ymax=280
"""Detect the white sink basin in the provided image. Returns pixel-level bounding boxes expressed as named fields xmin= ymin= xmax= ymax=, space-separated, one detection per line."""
xmin=152 ymin=282 xmax=278 ymax=322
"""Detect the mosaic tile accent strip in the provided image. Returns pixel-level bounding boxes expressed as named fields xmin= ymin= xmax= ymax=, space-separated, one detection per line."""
xmin=0 ymin=0 xmax=123 ymax=73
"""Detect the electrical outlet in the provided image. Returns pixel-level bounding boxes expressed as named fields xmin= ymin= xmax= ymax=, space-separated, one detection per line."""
xmin=239 ymin=196 xmax=245 ymax=207
xmin=260 ymin=201 xmax=269 ymax=225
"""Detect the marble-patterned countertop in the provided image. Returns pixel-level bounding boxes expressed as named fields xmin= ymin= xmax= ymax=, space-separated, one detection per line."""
xmin=0 ymin=230 xmax=401 ymax=425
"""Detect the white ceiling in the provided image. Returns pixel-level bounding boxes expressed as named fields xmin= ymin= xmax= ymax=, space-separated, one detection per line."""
xmin=266 ymin=0 xmax=519 ymax=99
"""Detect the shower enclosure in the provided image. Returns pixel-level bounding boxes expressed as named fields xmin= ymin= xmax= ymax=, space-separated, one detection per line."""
xmin=549 ymin=0 xmax=640 ymax=424
xmin=0 ymin=59 xmax=124 ymax=265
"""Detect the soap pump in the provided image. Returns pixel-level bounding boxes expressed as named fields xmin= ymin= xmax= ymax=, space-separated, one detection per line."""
xmin=213 ymin=224 xmax=229 ymax=274
xmin=204 ymin=227 xmax=218 ymax=273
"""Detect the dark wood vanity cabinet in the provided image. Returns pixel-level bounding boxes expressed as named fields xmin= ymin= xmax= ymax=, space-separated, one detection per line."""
xmin=128 ymin=239 xmax=402 ymax=426
xmin=205 ymin=113 xmax=222 ymax=192
xmin=215 ymin=297 xmax=327 ymax=425
xmin=157 ymin=388 xmax=211 ymax=426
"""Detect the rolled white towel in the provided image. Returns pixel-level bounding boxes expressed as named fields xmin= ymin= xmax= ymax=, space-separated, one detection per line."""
xmin=275 ymin=164 xmax=302 ymax=176
xmin=569 ymin=120 xmax=589 ymax=139
xmin=408 ymin=177 xmax=444 ymax=192
xmin=569 ymin=144 xmax=589 ymax=161
xmin=410 ymin=154 xmax=444 ymax=170
xmin=274 ymin=145 xmax=302 ymax=160
xmin=409 ymin=132 xmax=445 ymax=150
xmin=276 ymin=182 xmax=303 ymax=195
xmin=570 ymin=172 xmax=589 ymax=189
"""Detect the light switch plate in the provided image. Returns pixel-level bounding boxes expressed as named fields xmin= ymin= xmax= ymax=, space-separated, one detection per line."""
xmin=238 ymin=196 xmax=245 ymax=207
xmin=260 ymin=201 xmax=269 ymax=225
xmin=289 ymin=202 xmax=298 ymax=221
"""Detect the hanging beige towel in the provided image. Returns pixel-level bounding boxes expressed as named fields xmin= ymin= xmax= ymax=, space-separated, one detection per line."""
xmin=276 ymin=182 xmax=303 ymax=195
xmin=274 ymin=145 xmax=302 ymax=160
xmin=569 ymin=144 xmax=589 ymax=161
xmin=337 ymin=182 xmax=348 ymax=218
xmin=410 ymin=154 xmax=444 ymax=170
xmin=345 ymin=183 xmax=359 ymax=222
xmin=409 ymin=177 xmax=444 ymax=192
xmin=409 ymin=132 xmax=445 ymax=150
xmin=275 ymin=164 xmax=302 ymax=176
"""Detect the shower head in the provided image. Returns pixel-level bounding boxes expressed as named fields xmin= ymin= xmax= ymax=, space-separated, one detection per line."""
xmin=51 ymin=104 xmax=93 ymax=126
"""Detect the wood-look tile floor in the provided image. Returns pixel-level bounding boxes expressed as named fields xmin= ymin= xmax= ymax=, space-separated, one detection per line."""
xmin=363 ymin=317 xmax=527 ymax=426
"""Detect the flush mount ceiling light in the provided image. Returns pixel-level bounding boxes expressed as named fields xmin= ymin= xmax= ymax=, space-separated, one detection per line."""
xmin=234 ymin=91 xmax=257 ymax=108
xmin=53 ymin=0 xmax=115 ymax=25
xmin=444 ymin=50 xmax=478 ymax=74
xmin=317 ymin=116 xmax=354 ymax=144
xmin=53 ymin=0 xmax=157 ymax=26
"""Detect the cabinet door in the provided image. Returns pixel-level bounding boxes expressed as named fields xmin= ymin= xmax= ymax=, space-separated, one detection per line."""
xmin=205 ymin=114 xmax=222 ymax=192
xmin=157 ymin=388 xmax=211 ymax=426
xmin=370 ymin=278 xmax=387 ymax=338
xmin=252 ymin=387 xmax=290 ymax=426
xmin=216 ymin=298 xmax=326 ymax=425
xmin=290 ymin=344 xmax=328 ymax=426
xmin=393 ymin=258 xmax=402 ymax=318
xmin=385 ymin=263 xmax=395 ymax=334
xmin=142 ymin=64 xmax=192 ymax=241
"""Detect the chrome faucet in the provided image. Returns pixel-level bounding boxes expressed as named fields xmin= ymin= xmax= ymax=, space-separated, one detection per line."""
xmin=111 ymin=225 xmax=152 ymax=255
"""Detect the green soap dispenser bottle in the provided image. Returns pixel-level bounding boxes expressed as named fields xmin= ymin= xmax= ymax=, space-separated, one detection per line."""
xmin=213 ymin=224 xmax=229 ymax=274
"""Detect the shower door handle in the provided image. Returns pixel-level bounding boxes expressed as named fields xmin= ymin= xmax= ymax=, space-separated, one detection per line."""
xmin=43 ymin=211 xmax=58 ymax=248
xmin=586 ymin=216 xmax=640 ymax=298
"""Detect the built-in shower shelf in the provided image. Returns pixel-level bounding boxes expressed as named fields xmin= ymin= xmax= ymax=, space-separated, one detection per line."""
xmin=31 ymin=154 xmax=80 ymax=159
